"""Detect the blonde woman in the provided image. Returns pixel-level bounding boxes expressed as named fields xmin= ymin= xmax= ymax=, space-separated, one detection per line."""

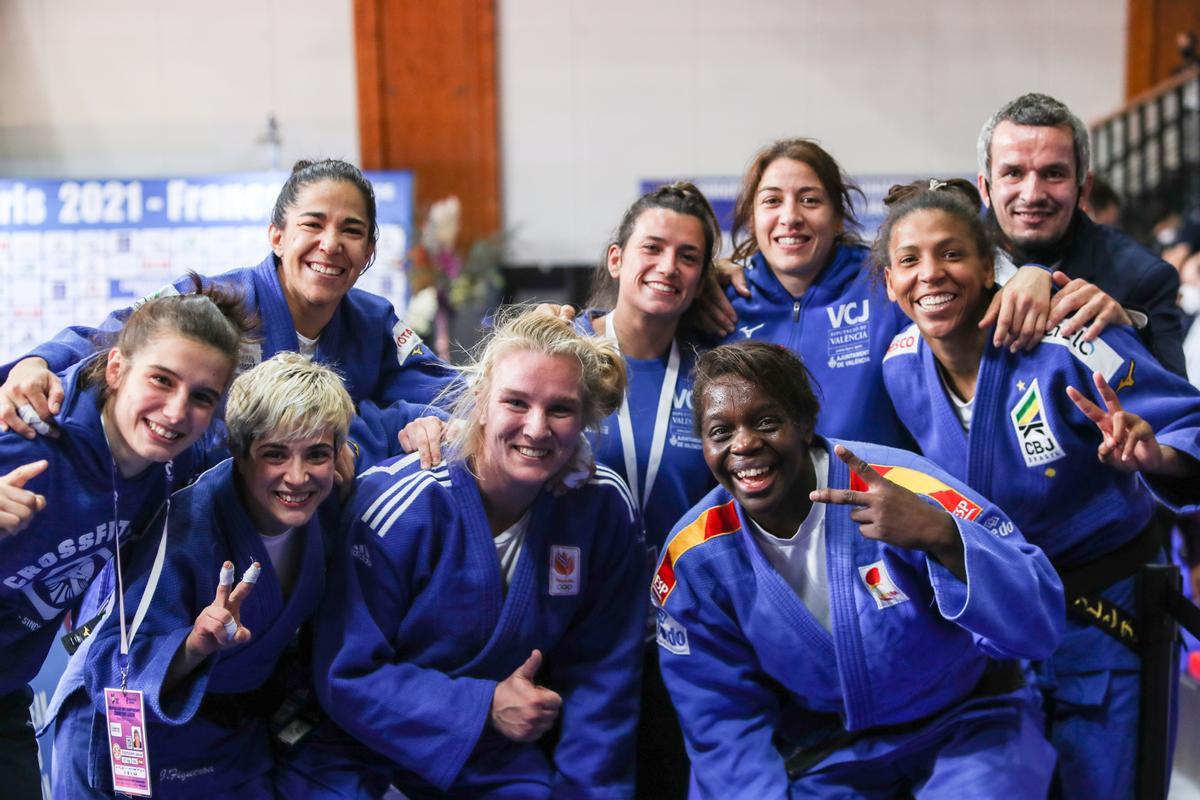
xmin=282 ymin=308 xmax=645 ymax=799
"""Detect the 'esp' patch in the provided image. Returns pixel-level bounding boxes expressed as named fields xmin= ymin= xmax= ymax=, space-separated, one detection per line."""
xmin=549 ymin=545 xmax=580 ymax=596
xmin=1009 ymin=378 xmax=1064 ymax=468
xmin=850 ymin=465 xmax=982 ymax=521
xmin=392 ymin=322 xmax=425 ymax=365
xmin=859 ymin=561 xmax=910 ymax=610
xmin=656 ymin=607 xmax=690 ymax=655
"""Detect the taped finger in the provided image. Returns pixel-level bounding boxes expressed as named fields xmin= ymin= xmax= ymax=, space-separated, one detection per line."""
xmin=219 ymin=563 xmax=235 ymax=587
xmin=241 ymin=563 xmax=262 ymax=585
xmin=17 ymin=405 xmax=50 ymax=436
xmin=223 ymin=618 xmax=238 ymax=641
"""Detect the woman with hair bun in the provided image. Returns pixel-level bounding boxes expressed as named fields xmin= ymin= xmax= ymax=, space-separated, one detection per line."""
xmin=875 ymin=181 xmax=1200 ymax=798
xmin=0 ymin=159 xmax=454 ymax=438
xmin=280 ymin=306 xmax=646 ymax=799
xmin=0 ymin=280 xmax=254 ymax=798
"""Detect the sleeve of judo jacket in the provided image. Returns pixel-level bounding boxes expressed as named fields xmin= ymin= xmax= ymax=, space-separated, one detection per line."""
xmin=311 ymin=485 xmax=498 ymax=792
xmin=655 ymin=551 xmax=794 ymax=799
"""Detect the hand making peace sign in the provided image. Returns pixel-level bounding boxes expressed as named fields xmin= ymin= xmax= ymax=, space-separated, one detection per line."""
xmin=1067 ymin=371 xmax=1169 ymax=473
xmin=185 ymin=561 xmax=259 ymax=660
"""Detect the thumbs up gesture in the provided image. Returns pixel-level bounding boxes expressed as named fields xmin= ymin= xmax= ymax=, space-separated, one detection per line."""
xmin=490 ymin=649 xmax=563 ymax=743
xmin=0 ymin=460 xmax=48 ymax=536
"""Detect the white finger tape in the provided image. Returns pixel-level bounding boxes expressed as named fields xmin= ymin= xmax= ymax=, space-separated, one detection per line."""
xmin=17 ymin=405 xmax=51 ymax=436
xmin=223 ymin=619 xmax=238 ymax=641
xmin=219 ymin=563 xmax=235 ymax=587
xmin=241 ymin=563 xmax=261 ymax=585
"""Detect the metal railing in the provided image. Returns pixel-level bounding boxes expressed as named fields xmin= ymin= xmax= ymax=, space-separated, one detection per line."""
xmin=1091 ymin=68 xmax=1200 ymax=237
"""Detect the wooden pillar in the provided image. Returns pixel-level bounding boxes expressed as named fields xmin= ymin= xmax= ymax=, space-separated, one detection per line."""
xmin=354 ymin=0 xmax=500 ymax=248
xmin=1126 ymin=0 xmax=1200 ymax=98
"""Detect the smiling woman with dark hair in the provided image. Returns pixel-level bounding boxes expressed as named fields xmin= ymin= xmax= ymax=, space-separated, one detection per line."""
xmin=654 ymin=340 xmax=1065 ymax=799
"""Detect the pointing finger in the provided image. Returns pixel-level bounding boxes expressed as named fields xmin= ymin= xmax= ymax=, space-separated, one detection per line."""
xmin=809 ymin=487 xmax=871 ymax=507
xmin=2 ymin=460 xmax=48 ymax=488
xmin=832 ymin=445 xmax=883 ymax=487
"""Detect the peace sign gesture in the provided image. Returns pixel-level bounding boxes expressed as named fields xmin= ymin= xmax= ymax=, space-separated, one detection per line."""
xmin=186 ymin=561 xmax=259 ymax=656
xmin=809 ymin=445 xmax=965 ymax=579
xmin=1067 ymin=371 xmax=1167 ymax=474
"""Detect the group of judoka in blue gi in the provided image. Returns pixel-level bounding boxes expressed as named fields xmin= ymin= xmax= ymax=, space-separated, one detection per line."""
xmin=0 ymin=90 xmax=1198 ymax=800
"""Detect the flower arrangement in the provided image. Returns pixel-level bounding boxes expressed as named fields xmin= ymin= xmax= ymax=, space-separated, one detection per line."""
xmin=407 ymin=196 xmax=506 ymax=360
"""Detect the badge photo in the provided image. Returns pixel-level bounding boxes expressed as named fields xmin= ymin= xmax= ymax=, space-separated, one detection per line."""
xmin=549 ymin=545 xmax=581 ymax=596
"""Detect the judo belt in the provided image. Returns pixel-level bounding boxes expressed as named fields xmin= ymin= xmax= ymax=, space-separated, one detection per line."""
xmin=1055 ymin=515 xmax=1166 ymax=652
xmin=777 ymin=659 xmax=1025 ymax=779
xmin=197 ymin=675 xmax=285 ymax=729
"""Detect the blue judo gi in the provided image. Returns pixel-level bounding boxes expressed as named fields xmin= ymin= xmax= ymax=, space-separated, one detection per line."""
xmin=48 ymin=401 xmax=416 ymax=798
xmin=278 ymin=457 xmax=646 ymax=799
xmin=882 ymin=319 xmax=1200 ymax=798
xmin=721 ymin=245 xmax=915 ymax=449
xmin=654 ymin=437 xmax=1064 ymax=799
xmin=1 ymin=253 xmax=455 ymax=406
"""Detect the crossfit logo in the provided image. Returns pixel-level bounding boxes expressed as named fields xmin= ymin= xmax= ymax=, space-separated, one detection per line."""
xmin=1009 ymin=379 xmax=1064 ymax=468
xmin=17 ymin=549 xmax=114 ymax=621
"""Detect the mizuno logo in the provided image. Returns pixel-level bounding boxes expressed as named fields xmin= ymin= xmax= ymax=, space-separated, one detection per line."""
xmin=1116 ymin=360 xmax=1135 ymax=392
xmin=738 ymin=323 xmax=765 ymax=339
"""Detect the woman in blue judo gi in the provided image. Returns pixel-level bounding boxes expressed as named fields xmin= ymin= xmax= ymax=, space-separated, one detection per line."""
xmin=0 ymin=158 xmax=454 ymax=438
xmin=655 ymin=340 xmax=1064 ymax=799
xmin=280 ymin=307 xmax=646 ymax=799
xmin=0 ymin=283 xmax=253 ymax=798
xmin=577 ymin=182 xmax=721 ymax=798
xmin=874 ymin=181 xmax=1200 ymax=799
xmin=59 ymin=353 xmax=384 ymax=798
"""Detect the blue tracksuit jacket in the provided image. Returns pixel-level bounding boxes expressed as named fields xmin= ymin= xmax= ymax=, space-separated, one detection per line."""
xmin=722 ymin=245 xmax=915 ymax=449
xmin=0 ymin=359 xmax=214 ymax=698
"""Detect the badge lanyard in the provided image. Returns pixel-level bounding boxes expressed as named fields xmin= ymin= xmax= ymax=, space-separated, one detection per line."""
xmin=101 ymin=414 xmax=172 ymax=798
xmin=603 ymin=311 xmax=679 ymax=512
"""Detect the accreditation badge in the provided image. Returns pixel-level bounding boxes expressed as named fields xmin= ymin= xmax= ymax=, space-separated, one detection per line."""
xmin=105 ymin=687 xmax=151 ymax=797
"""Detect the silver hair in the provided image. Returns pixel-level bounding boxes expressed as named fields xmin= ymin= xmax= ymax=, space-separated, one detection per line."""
xmin=977 ymin=93 xmax=1091 ymax=187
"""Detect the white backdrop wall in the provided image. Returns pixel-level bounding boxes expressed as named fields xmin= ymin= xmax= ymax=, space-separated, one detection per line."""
xmin=0 ymin=0 xmax=360 ymax=177
xmin=499 ymin=0 xmax=1128 ymax=264
xmin=2 ymin=1 xmax=1127 ymax=265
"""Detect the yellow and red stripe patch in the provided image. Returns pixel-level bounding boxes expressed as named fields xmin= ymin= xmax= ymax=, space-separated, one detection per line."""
xmin=652 ymin=500 xmax=741 ymax=605
xmin=849 ymin=464 xmax=982 ymax=521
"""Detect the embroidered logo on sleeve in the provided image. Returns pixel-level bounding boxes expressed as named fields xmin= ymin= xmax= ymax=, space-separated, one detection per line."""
xmin=1042 ymin=324 xmax=1124 ymax=381
xmin=656 ymin=607 xmax=690 ymax=655
xmin=1009 ymin=378 xmax=1065 ymax=467
xmin=849 ymin=465 xmax=982 ymax=521
xmin=549 ymin=545 xmax=581 ymax=596
xmin=859 ymin=561 xmax=910 ymax=610
xmin=392 ymin=322 xmax=426 ymax=365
